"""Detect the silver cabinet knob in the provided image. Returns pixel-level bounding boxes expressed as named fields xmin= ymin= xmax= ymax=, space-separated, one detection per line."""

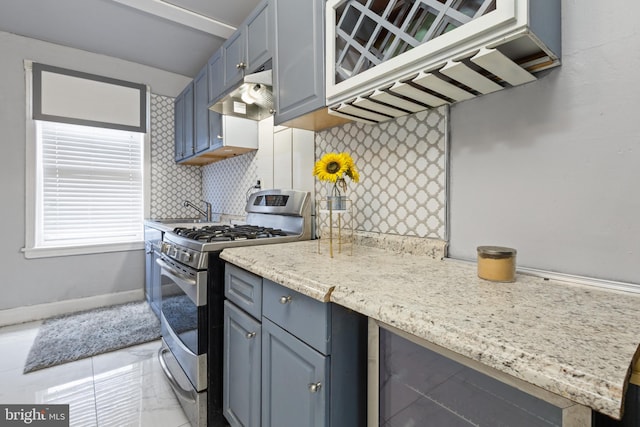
xmin=308 ymin=382 xmax=322 ymax=393
xmin=246 ymin=332 xmax=256 ymax=339
xmin=236 ymin=62 xmax=247 ymax=70
xmin=279 ymin=296 xmax=292 ymax=304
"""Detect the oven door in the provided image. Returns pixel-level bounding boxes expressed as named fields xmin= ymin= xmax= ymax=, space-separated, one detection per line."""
xmin=156 ymin=255 xmax=208 ymax=392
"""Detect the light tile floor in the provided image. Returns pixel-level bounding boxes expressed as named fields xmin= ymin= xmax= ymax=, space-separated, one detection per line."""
xmin=0 ymin=321 xmax=190 ymax=427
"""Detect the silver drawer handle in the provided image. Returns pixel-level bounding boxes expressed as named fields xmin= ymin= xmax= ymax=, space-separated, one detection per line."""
xmin=246 ymin=332 xmax=256 ymax=339
xmin=279 ymin=296 xmax=292 ymax=304
xmin=308 ymin=382 xmax=322 ymax=393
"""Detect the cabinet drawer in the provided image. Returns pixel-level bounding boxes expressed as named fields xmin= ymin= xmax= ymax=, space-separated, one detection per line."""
xmin=262 ymin=279 xmax=330 ymax=355
xmin=225 ymin=264 xmax=263 ymax=319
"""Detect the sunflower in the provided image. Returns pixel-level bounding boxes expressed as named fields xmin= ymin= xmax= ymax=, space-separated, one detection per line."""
xmin=313 ymin=152 xmax=349 ymax=183
xmin=341 ymin=153 xmax=360 ymax=183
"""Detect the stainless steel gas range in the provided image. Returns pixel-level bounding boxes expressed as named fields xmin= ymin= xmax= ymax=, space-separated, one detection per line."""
xmin=156 ymin=189 xmax=311 ymax=427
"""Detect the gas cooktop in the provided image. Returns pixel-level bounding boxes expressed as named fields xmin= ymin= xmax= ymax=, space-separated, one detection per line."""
xmin=160 ymin=189 xmax=312 ymax=270
xmin=172 ymin=224 xmax=290 ymax=242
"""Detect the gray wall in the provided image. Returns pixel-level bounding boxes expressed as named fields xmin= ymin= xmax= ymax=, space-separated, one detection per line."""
xmin=0 ymin=31 xmax=191 ymax=311
xmin=448 ymin=2 xmax=640 ymax=284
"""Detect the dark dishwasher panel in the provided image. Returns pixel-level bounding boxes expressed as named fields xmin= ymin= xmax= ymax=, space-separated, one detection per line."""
xmin=379 ymin=329 xmax=562 ymax=427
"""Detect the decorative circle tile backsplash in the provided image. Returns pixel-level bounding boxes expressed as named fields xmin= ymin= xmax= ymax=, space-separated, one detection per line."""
xmin=315 ymin=107 xmax=447 ymax=239
xmin=202 ymin=151 xmax=259 ymax=217
xmin=149 ymin=94 xmax=202 ymax=219
xmin=149 ymin=94 xmax=446 ymax=239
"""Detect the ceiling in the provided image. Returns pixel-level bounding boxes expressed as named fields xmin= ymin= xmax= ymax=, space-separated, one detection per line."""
xmin=0 ymin=0 xmax=262 ymax=77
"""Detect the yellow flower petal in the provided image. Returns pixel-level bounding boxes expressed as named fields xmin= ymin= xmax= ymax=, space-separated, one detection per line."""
xmin=313 ymin=152 xmax=348 ymax=183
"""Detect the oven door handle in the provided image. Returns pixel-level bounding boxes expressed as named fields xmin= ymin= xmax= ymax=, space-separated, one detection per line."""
xmin=156 ymin=258 xmax=197 ymax=287
xmin=157 ymin=347 xmax=197 ymax=402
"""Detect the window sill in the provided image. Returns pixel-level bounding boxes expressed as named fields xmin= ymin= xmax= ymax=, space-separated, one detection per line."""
xmin=22 ymin=241 xmax=144 ymax=259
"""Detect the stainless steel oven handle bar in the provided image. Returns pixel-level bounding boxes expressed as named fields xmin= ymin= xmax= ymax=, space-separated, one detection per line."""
xmin=156 ymin=258 xmax=196 ymax=287
xmin=158 ymin=347 xmax=197 ymax=402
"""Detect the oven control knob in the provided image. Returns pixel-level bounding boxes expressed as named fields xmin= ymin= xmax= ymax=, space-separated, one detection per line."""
xmin=181 ymin=251 xmax=192 ymax=262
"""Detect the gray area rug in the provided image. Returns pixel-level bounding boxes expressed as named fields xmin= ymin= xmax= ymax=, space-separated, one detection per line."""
xmin=24 ymin=301 xmax=160 ymax=373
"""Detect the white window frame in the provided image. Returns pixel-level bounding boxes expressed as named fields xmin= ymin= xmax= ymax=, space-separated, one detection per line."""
xmin=23 ymin=60 xmax=151 ymax=259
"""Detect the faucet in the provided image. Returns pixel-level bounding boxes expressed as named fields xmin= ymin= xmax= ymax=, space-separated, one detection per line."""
xmin=184 ymin=200 xmax=212 ymax=222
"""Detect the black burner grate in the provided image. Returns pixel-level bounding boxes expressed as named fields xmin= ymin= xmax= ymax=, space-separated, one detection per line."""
xmin=173 ymin=224 xmax=288 ymax=242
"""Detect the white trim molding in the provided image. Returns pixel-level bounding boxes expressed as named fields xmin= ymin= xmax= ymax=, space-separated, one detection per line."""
xmin=0 ymin=290 xmax=144 ymax=328
xmin=112 ymin=0 xmax=236 ymax=38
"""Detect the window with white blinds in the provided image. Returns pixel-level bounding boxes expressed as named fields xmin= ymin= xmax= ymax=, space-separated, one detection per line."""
xmin=36 ymin=121 xmax=144 ymax=247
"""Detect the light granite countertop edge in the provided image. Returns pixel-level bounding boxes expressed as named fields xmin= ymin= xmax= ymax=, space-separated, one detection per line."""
xmin=220 ymin=240 xmax=640 ymax=419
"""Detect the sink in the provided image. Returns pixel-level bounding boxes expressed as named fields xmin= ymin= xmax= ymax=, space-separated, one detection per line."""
xmin=146 ymin=218 xmax=223 ymax=231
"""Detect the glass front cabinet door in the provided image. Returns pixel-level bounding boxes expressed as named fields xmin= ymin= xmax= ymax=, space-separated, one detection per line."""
xmin=368 ymin=319 xmax=593 ymax=427
xmin=325 ymin=0 xmax=561 ymax=124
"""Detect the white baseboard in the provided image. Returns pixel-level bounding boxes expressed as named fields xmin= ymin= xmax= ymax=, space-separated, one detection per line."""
xmin=0 ymin=290 xmax=145 ymax=328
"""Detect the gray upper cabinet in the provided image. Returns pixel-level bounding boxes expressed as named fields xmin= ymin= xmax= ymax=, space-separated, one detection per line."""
xmin=213 ymin=0 xmax=272 ymax=104
xmin=193 ymin=65 xmax=210 ymax=154
xmin=273 ymin=0 xmax=325 ymax=125
xmin=222 ymin=30 xmax=246 ymax=91
xmin=174 ymin=88 xmax=184 ymax=161
xmin=174 ymin=82 xmax=194 ymax=162
xmin=208 ymin=50 xmax=224 ymax=105
xmin=245 ymin=0 xmax=272 ymax=74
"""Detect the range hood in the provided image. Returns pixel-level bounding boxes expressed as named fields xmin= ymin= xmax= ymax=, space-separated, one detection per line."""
xmin=209 ymin=69 xmax=274 ymax=121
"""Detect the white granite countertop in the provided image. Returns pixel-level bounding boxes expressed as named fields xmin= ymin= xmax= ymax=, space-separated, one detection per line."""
xmin=220 ymin=239 xmax=640 ymax=419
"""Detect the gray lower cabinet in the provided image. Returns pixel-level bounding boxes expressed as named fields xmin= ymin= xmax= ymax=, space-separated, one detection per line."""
xmin=224 ymin=263 xmax=264 ymax=427
xmin=272 ymin=0 xmax=325 ymax=125
xmin=261 ymin=317 xmax=328 ymax=427
xmin=223 ymin=264 xmax=367 ymax=427
xmin=224 ymin=300 xmax=261 ymax=427
xmin=143 ymin=225 xmax=162 ymax=318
